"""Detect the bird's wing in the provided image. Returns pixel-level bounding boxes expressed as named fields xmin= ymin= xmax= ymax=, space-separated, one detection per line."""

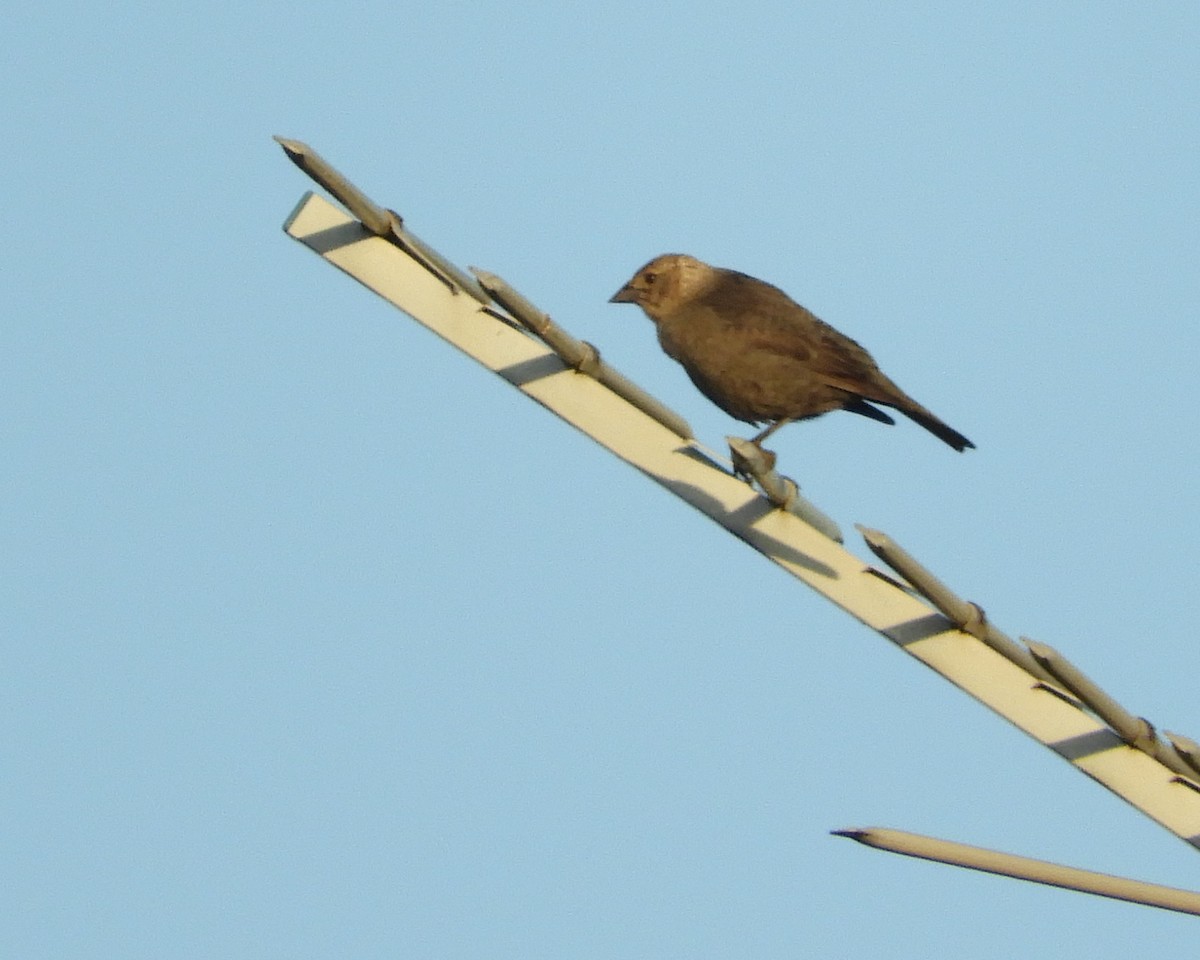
xmin=753 ymin=324 xmax=906 ymax=407
xmin=711 ymin=280 xmax=907 ymax=406
xmin=805 ymin=322 xmax=911 ymax=405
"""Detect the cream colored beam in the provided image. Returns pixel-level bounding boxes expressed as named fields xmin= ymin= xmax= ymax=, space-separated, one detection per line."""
xmin=282 ymin=187 xmax=1200 ymax=853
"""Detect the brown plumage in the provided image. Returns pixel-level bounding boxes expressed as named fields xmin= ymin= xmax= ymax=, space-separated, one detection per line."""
xmin=609 ymin=254 xmax=973 ymax=452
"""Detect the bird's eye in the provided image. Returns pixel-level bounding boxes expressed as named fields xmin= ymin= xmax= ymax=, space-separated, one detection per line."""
xmin=643 ymin=272 xmax=658 ymax=285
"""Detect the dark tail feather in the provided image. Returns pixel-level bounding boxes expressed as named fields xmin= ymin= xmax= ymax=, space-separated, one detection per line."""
xmin=845 ymin=398 xmax=896 ymax=426
xmin=898 ymin=404 xmax=974 ymax=452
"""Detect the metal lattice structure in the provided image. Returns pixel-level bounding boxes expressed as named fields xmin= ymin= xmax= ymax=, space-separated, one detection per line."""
xmin=277 ymin=137 xmax=1200 ymax=914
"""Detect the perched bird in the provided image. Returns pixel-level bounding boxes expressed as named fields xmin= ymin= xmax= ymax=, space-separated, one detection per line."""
xmin=609 ymin=254 xmax=973 ymax=452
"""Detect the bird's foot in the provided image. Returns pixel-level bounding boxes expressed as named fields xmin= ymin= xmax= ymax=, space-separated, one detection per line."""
xmin=727 ymin=436 xmax=777 ymax=480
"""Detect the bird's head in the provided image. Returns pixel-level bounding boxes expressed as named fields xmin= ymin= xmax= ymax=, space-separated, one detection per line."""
xmin=609 ymin=254 xmax=715 ymax=321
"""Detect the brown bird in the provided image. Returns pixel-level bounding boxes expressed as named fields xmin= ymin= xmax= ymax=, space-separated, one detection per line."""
xmin=609 ymin=254 xmax=973 ymax=452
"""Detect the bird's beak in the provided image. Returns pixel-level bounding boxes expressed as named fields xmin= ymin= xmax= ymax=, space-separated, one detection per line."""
xmin=609 ymin=284 xmax=638 ymax=304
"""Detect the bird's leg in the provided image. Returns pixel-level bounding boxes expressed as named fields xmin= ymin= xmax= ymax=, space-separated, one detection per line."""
xmin=744 ymin=419 xmax=790 ymax=473
xmin=751 ymin=419 xmax=788 ymax=445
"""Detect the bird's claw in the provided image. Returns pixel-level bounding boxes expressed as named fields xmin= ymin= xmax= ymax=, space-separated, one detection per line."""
xmin=727 ymin=436 xmax=777 ymax=481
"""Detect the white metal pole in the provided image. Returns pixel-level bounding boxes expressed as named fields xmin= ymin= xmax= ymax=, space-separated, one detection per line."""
xmin=836 ymin=827 xmax=1200 ymax=916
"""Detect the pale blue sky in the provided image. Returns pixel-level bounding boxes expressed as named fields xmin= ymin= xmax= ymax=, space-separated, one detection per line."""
xmin=6 ymin=3 xmax=1200 ymax=957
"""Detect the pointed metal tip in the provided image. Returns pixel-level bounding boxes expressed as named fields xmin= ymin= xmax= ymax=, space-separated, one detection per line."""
xmin=274 ymin=137 xmax=312 ymax=171
xmin=1024 ymin=639 xmax=1058 ymax=661
xmin=1165 ymin=731 xmax=1200 ymax=754
xmin=855 ymin=525 xmax=887 ymax=547
xmin=469 ymin=266 xmax=501 ymax=289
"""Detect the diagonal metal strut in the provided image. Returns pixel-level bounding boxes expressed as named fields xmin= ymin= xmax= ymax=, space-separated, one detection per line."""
xmin=277 ymin=138 xmax=1200 ymax=875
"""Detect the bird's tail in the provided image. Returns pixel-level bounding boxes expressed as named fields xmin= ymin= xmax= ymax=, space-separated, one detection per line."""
xmin=897 ymin=403 xmax=974 ymax=452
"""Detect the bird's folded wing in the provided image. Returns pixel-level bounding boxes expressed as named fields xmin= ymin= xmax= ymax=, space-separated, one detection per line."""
xmin=745 ymin=323 xmax=906 ymax=408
